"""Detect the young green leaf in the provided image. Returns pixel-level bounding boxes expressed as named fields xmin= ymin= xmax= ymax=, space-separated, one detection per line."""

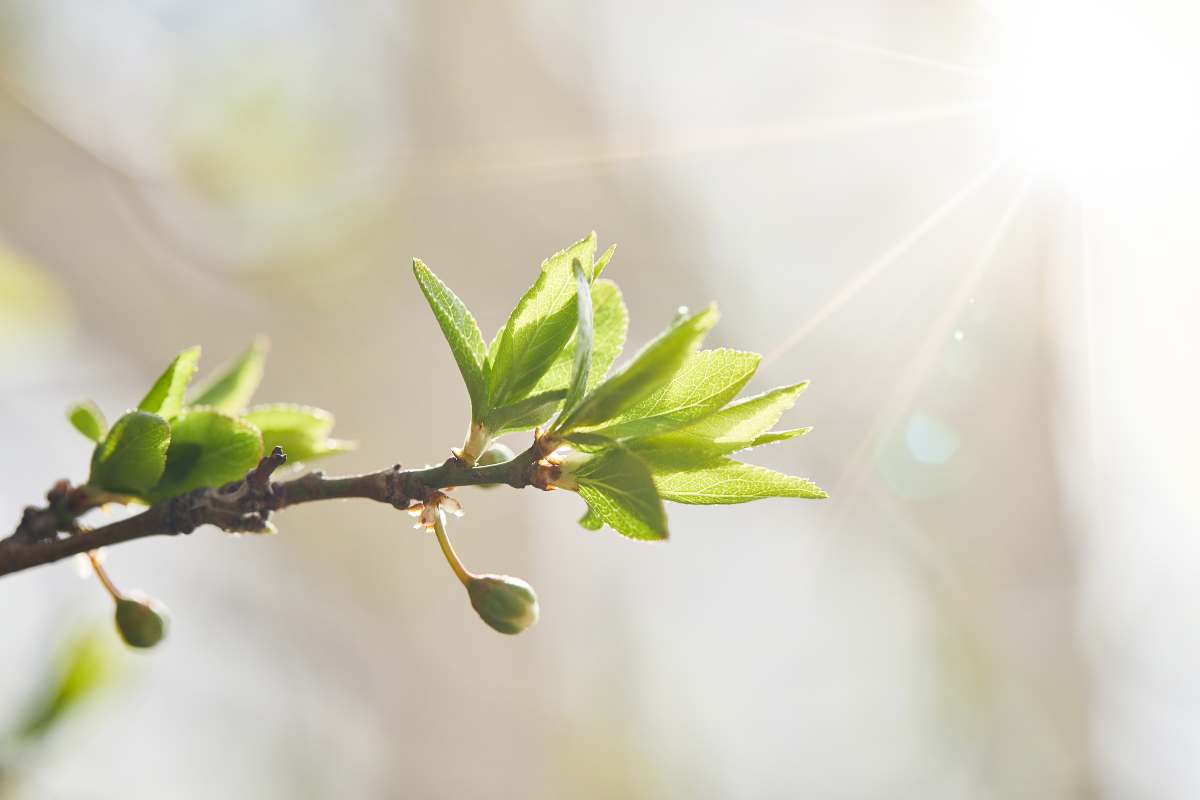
xmin=562 ymin=431 xmax=619 ymax=451
xmin=16 ymin=627 xmax=121 ymax=741
xmin=748 ymin=428 xmax=811 ymax=448
xmin=412 ymin=259 xmax=488 ymax=419
xmin=557 ymin=304 xmax=719 ymax=434
xmin=488 ymin=233 xmax=596 ymax=407
xmin=242 ymin=404 xmax=353 ymax=462
xmin=586 ymin=348 xmax=759 ymax=439
xmin=593 ymin=243 xmax=616 ymax=279
xmin=148 ymin=408 xmax=263 ymax=501
xmin=485 ymin=390 xmax=567 ymax=434
xmin=489 ymin=277 xmax=624 ymax=431
xmin=577 ymin=504 xmax=604 ymax=531
xmin=67 ymin=401 xmax=107 ymax=443
xmin=138 ymin=346 xmax=201 ymax=419
xmin=529 ymin=278 xmax=628 ymax=397
xmin=572 ymin=447 xmax=668 ymax=540
xmin=89 ymin=411 xmax=171 ymax=496
xmin=626 ymin=382 xmax=809 ymax=465
xmin=652 ymin=458 xmax=827 ymax=504
xmin=563 ymin=258 xmax=593 ymax=413
xmin=188 ymin=337 xmax=268 ymax=412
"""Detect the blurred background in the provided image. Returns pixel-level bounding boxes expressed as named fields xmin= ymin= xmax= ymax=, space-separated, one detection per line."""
xmin=1 ymin=1 xmax=1198 ymax=797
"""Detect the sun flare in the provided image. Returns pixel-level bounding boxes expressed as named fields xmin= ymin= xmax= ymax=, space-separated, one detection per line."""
xmin=991 ymin=1 xmax=1200 ymax=188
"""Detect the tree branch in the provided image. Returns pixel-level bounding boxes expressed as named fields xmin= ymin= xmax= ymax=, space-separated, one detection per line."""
xmin=0 ymin=445 xmax=561 ymax=579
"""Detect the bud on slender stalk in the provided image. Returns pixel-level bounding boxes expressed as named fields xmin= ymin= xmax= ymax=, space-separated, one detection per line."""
xmin=431 ymin=508 xmax=540 ymax=634
xmin=467 ymin=574 xmax=540 ymax=635
xmin=114 ymin=594 xmax=169 ymax=649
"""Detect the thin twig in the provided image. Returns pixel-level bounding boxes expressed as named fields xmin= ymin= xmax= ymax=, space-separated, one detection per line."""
xmin=0 ymin=445 xmax=553 ymax=579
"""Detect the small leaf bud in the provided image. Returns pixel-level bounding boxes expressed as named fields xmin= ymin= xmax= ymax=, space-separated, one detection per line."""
xmin=114 ymin=594 xmax=169 ymax=649
xmin=549 ymin=450 xmax=592 ymax=491
xmin=467 ymin=574 xmax=540 ymax=634
xmin=476 ymin=443 xmax=515 ymax=466
xmin=475 ymin=443 xmax=515 ymax=488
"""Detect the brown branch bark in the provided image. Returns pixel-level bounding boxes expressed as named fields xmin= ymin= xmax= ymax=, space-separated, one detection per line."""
xmin=0 ymin=445 xmax=558 ymax=579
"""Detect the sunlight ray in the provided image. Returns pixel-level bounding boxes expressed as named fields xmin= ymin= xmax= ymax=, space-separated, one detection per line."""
xmin=789 ymin=175 xmax=1032 ymax=602
xmin=441 ymin=102 xmax=991 ymax=179
xmin=762 ymin=159 xmax=1004 ymax=368
xmin=832 ymin=172 xmax=1034 ymax=504
xmin=764 ymin=26 xmax=994 ymax=80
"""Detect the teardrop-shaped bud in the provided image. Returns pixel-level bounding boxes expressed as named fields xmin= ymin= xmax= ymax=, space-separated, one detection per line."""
xmin=467 ymin=574 xmax=539 ymax=634
xmin=114 ymin=594 xmax=169 ymax=649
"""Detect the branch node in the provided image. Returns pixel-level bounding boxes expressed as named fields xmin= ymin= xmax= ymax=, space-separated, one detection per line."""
xmin=165 ymin=491 xmax=203 ymax=536
xmin=385 ymin=464 xmax=409 ymax=510
xmin=529 ymin=461 xmax=561 ymax=491
xmin=248 ymin=447 xmax=287 ymax=489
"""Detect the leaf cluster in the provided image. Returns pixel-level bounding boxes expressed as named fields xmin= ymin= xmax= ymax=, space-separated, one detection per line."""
xmin=68 ymin=339 xmax=352 ymax=504
xmin=413 ymin=233 xmax=825 ymax=541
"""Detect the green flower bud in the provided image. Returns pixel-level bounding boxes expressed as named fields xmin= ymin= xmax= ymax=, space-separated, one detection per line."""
xmin=114 ymin=595 xmax=169 ymax=649
xmin=467 ymin=574 xmax=539 ymax=634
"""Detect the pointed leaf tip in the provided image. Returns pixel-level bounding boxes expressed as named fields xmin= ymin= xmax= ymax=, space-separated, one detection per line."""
xmin=189 ymin=338 xmax=268 ymax=413
xmin=653 ymin=459 xmax=826 ymax=505
xmin=138 ymin=346 xmax=201 ymax=419
xmin=412 ymin=258 xmax=488 ymax=419
xmin=488 ymin=235 xmax=598 ymax=408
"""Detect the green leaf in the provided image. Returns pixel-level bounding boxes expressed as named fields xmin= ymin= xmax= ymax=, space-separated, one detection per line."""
xmin=564 ymin=258 xmax=594 ymax=413
xmin=588 ymin=348 xmax=759 ymax=439
xmin=627 ymin=382 xmax=809 ymax=465
xmin=412 ymin=259 xmax=488 ymax=420
xmin=652 ymin=458 xmax=827 ymax=505
xmin=483 ymin=390 xmax=566 ymax=434
xmin=749 ymin=427 xmax=811 ymax=448
xmin=582 ymin=281 xmax=626 ymax=388
xmin=572 ymin=447 xmax=668 ymax=540
xmin=577 ymin=504 xmax=604 ymax=531
xmin=148 ymin=408 xmax=263 ymax=501
xmin=88 ymin=411 xmax=171 ymax=495
xmin=529 ymin=278 xmax=628 ymax=398
xmin=242 ymin=404 xmax=354 ymax=462
xmin=594 ymin=243 xmax=616 ymax=279
xmin=485 ymin=327 xmax=504 ymax=373
xmin=488 ymin=233 xmax=596 ymax=407
xmin=557 ymin=304 xmax=719 ymax=434
xmin=67 ymin=401 xmax=107 ymax=443
xmin=563 ymin=431 xmax=619 ymax=451
xmin=188 ymin=337 xmax=268 ymax=412
xmin=138 ymin=345 xmax=201 ymax=419
xmin=16 ymin=627 xmax=121 ymax=741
